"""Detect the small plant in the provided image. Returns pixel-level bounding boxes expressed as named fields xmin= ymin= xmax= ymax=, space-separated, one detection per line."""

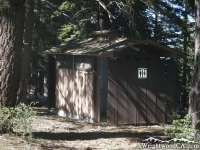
xmin=0 ymin=102 xmax=37 ymax=141
xmin=162 ymin=111 xmax=198 ymax=141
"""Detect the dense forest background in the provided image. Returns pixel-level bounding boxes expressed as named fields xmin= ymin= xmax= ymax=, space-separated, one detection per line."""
xmin=0 ymin=0 xmax=196 ymax=114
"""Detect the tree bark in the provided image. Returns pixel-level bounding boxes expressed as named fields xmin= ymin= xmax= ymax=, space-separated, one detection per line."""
xmin=38 ymin=71 xmax=44 ymax=96
xmin=182 ymin=3 xmax=189 ymax=112
xmin=33 ymin=32 xmax=39 ymax=96
xmin=189 ymin=0 xmax=200 ymax=131
xmin=98 ymin=7 xmax=110 ymax=31
xmin=97 ymin=2 xmax=110 ymax=31
xmin=0 ymin=0 xmax=26 ymax=107
xmin=17 ymin=0 xmax=35 ymax=104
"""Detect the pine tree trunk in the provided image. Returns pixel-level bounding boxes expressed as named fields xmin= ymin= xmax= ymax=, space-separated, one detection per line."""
xmin=98 ymin=8 xmax=110 ymax=30
xmin=33 ymin=0 xmax=41 ymax=96
xmin=0 ymin=1 xmax=25 ymax=107
xmin=33 ymin=35 xmax=39 ymax=96
xmin=182 ymin=5 xmax=189 ymax=112
xmin=189 ymin=0 xmax=200 ymax=131
xmin=17 ymin=0 xmax=34 ymax=103
xmin=38 ymin=71 xmax=44 ymax=95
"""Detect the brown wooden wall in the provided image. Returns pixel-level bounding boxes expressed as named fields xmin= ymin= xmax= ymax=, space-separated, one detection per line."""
xmin=108 ymin=56 xmax=175 ymax=124
xmin=48 ymin=55 xmax=56 ymax=108
xmin=55 ymin=55 xmax=98 ymax=121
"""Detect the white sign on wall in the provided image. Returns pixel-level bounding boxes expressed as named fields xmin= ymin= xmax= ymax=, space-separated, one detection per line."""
xmin=138 ymin=68 xmax=147 ymax=79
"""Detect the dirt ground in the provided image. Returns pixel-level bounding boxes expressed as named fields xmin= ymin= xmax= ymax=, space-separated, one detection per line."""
xmin=0 ymin=107 xmax=165 ymax=150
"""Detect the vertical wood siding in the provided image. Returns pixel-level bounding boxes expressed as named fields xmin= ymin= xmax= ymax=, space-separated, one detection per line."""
xmin=107 ymin=57 xmax=175 ymax=124
xmin=117 ymin=59 xmax=128 ymax=124
xmin=127 ymin=59 xmax=137 ymax=124
xmin=137 ymin=60 xmax=148 ymax=124
xmin=146 ymin=59 xmax=157 ymax=123
xmin=56 ymin=56 xmax=95 ymax=121
xmin=156 ymin=60 xmax=166 ymax=123
xmin=107 ymin=59 xmax=118 ymax=124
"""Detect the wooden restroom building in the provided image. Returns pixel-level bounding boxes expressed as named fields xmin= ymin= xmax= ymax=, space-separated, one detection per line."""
xmin=44 ymin=30 xmax=184 ymax=124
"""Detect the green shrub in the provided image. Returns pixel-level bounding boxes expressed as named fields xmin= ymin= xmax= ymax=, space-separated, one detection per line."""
xmin=163 ymin=112 xmax=198 ymax=141
xmin=0 ymin=102 xmax=37 ymax=141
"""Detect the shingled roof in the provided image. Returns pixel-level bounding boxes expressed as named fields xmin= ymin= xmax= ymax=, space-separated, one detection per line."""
xmin=42 ymin=32 xmax=185 ymax=57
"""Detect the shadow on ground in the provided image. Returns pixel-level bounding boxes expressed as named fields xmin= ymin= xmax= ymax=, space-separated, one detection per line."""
xmin=34 ymin=130 xmax=163 ymax=142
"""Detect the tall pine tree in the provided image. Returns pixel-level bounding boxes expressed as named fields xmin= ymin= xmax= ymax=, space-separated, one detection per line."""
xmin=0 ymin=0 xmax=26 ymax=107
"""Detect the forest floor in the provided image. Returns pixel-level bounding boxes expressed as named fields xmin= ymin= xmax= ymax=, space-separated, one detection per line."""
xmin=0 ymin=107 xmax=166 ymax=150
